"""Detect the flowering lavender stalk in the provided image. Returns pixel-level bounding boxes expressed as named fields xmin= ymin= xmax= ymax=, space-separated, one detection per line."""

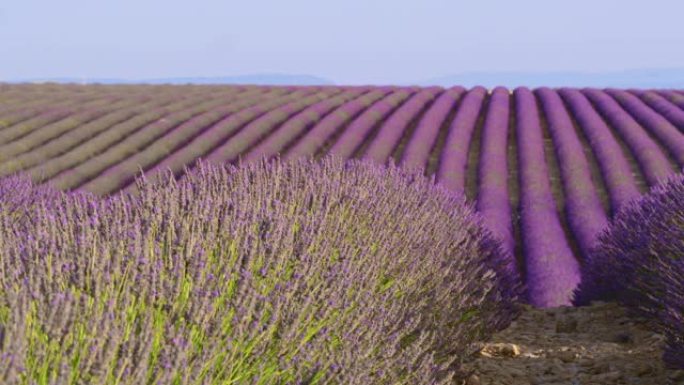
xmin=0 ymin=156 xmax=522 ymax=384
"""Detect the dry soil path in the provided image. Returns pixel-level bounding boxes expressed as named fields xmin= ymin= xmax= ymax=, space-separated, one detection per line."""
xmin=459 ymin=301 xmax=684 ymax=385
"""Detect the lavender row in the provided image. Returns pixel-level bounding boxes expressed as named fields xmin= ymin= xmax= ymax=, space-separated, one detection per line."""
xmin=12 ymin=85 xmax=224 ymax=176
xmin=127 ymin=87 xmax=348 ymax=196
xmin=283 ymin=87 xmax=397 ymax=161
xmin=474 ymin=87 xmax=513 ymax=252
xmin=329 ymin=88 xmax=418 ymax=160
xmin=362 ymin=87 xmax=442 ymax=165
xmin=582 ymin=88 xmax=675 ymax=185
xmin=606 ymin=88 xmax=684 ymax=165
xmin=0 ymin=96 xmax=143 ymax=157
xmin=0 ymin=91 xmax=211 ymax=178
xmin=400 ymin=87 xmax=465 ymax=170
xmin=80 ymin=87 xmax=312 ymax=196
xmin=201 ymin=88 xmax=346 ymax=165
xmin=657 ymin=90 xmax=684 ymax=110
xmin=47 ymin=87 xmax=261 ymax=192
xmin=558 ymin=88 xmax=641 ymax=214
xmin=436 ymin=86 xmax=487 ymax=194
xmin=242 ymin=88 xmax=372 ymax=163
xmin=515 ymin=87 xmax=580 ymax=307
xmin=0 ymin=92 xmax=97 ymax=119
xmin=473 ymin=87 xmax=520 ymax=284
xmin=633 ymin=90 xmax=684 ymax=131
xmin=0 ymin=84 xmax=146 ymax=114
xmin=536 ymin=87 xmax=609 ymax=258
xmin=0 ymin=93 xmax=130 ymax=146
xmin=22 ymin=88 xmax=239 ymax=184
xmin=0 ymin=84 xmax=190 ymax=126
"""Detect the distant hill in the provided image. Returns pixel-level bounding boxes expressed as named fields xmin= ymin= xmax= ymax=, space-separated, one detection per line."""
xmin=10 ymin=69 xmax=684 ymax=89
xmin=416 ymin=68 xmax=684 ymax=89
xmin=13 ymin=73 xmax=335 ymax=86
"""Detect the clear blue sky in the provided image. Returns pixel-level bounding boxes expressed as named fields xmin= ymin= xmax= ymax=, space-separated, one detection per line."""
xmin=1 ymin=0 xmax=683 ymax=84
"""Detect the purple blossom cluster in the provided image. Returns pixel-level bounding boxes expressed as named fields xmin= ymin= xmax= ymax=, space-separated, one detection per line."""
xmin=0 ymin=156 xmax=523 ymax=384
xmin=573 ymin=171 xmax=684 ymax=369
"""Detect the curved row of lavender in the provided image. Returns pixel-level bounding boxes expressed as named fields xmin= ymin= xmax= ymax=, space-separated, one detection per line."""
xmin=536 ymin=88 xmax=609 ymax=259
xmin=558 ymin=88 xmax=641 ymax=214
xmin=399 ymin=87 xmax=465 ymax=170
xmin=473 ymin=87 xmax=516 ymax=269
xmin=1 ymin=84 xmax=683 ymax=309
xmin=573 ymin=172 xmax=684 ymax=369
xmin=362 ymin=87 xmax=442 ymax=164
xmin=514 ymin=87 xmax=581 ymax=307
xmin=631 ymin=90 xmax=684 ymax=132
xmin=606 ymin=89 xmax=684 ymax=165
xmin=0 ymin=157 xmax=523 ymax=384
xmin=583 ymin=88 xmax=675 ymax=185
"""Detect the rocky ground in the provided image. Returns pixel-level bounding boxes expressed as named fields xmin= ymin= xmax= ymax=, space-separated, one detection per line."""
xmin=459 ymin=301 xmax=684 ymax=385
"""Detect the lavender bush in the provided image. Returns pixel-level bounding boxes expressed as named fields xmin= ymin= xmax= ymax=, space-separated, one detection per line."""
xmin=574 ymin=171 xmax=684 ymax=369
xmin=0 ymin=156 xmax=523 ymax=384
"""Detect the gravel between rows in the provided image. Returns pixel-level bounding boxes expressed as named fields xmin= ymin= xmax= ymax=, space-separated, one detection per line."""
xmin=459 ymin=301 xmax=684 ymax=385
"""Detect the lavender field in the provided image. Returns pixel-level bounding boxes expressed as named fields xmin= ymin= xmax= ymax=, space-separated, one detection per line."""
xmin=0 ymin=83 xmax=683 ymax=383
xmin=1 ymin=84 xmax=682 ymax=303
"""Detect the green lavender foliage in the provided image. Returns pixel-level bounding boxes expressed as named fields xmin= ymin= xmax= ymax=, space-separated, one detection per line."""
xmin=0 ymin=156 xmax=523 ymax=384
